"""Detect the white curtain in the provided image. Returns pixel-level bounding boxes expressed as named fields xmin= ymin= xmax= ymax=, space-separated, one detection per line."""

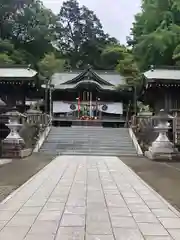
xmin=99 ymin=102 xmax=123 ymax=115
xmin=53 ymin=101 xmax=76 ymax=113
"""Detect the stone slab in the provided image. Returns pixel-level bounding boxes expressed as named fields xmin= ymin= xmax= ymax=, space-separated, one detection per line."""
xmin=0 ymin=155 xmax=179 ymax=239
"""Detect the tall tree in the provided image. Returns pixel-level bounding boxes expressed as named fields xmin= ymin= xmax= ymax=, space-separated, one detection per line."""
xmin=56 ymin=0 xmax=113 ymax=68
xmin=0 ymin=0 xmax=122 ymax=71
xmin=130 ymin=0 xmax=180 ymax=70
xmin=12 ymin=1 xmax=58 ymax=61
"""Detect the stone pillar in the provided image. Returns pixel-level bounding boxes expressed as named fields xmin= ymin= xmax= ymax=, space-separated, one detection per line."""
xmin=145 ymin=109 xmax=178 ymax=160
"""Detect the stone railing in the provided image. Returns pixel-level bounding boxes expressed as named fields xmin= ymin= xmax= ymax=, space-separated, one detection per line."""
xmin=24 ymin=111 xmax=51 ymax=127
xmin=23 ymin=111 xmax=51 ymax=149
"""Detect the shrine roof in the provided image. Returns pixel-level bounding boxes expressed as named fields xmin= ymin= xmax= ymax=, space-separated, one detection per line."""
xmin=0 ymin=66 xmax=37 ymax=79
xmin=51 ymin=69 xmax=125 ymax=89
xmin=95 ymin=71 xmax=124 ymax=86
xmin=53 ymin=82 xmax=115 ymax=91
xmin=144 ymin=68 xmax=180 ymax=81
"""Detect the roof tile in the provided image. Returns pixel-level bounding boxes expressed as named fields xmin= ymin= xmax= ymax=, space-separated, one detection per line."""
xmin=0 ymin=68 xmax=37 ymax=78
xmin=144 ymin=69 xmax=180 ymax=80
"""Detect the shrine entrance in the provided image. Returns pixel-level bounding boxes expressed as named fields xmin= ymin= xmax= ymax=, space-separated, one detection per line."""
xmin=76 ymin=83 xmax=101 ymax=119
xmin=76 ymin=91 xmax=101 ymax=119
xmin=80 ymin=102 xmax=97 ymax=118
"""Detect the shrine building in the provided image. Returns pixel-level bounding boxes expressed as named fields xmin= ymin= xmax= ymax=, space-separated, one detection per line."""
xmin=48 ymin=67 xmax=132 ymax=127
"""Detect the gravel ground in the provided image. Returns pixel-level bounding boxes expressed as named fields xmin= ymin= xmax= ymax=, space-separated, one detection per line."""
xmin=120 ymin=156 xmax=180 ymax=211
xmin=0 ymin=153 xmax=55 ymax=202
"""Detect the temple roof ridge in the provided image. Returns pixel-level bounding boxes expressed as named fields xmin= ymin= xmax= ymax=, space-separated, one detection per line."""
xmin=61 ymin=68 xmax=113 ymax=86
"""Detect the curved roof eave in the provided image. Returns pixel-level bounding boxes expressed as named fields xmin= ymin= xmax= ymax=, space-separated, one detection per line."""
xmin=54 ymin=82 xmax=115 ymax=91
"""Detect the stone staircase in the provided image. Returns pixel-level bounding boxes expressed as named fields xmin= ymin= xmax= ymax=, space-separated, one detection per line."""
xmin=40 ymin=126 xmax=138 ymax=156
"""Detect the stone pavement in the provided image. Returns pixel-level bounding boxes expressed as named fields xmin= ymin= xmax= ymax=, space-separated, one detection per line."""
xmin=0 ymin=156 xmax=180 ymax=239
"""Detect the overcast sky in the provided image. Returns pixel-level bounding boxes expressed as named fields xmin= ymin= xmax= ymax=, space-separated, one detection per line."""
xmin=42 ymin=0 xmax=141 ymax=43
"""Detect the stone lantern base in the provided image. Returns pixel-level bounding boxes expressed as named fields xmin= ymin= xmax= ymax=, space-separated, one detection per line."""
xmin=145 ymin=146 xmax=178 ymax=161
xmin=2 ymin=140 xmax=32 ymax=158
xmin=145 ymin=133 xmax=178 ymax=160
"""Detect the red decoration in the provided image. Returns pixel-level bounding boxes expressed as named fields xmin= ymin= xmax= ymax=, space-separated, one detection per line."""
xmin=77 ymin=97 xmax=80 ymax=112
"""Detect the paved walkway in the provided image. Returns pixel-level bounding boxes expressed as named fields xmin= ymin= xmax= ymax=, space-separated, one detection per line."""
xmin=0 ymin=156 xmax=180 ymax=239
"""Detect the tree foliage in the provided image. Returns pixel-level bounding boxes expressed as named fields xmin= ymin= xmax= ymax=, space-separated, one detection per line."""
xmin=3 ymin=0 xmax=180 ymax=88
xmin=0 ymin=0 xmax=135 ymax=81
xmin=38 ymin=53 xmax=65 ymax=78
xmin=0 ymin=0 xmax=57 ymax=67
xmin=100 ymin=45 xmax=127 ymax=70
xmin=56 ymin=0 xmax=119 ymax=69
xmin=129 ymin=0 xmax=180 ymax=70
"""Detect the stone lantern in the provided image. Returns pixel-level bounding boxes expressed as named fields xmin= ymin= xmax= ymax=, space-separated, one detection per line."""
xmin=2 ymin=109 xmax=27 ymax=158
xmin=145 ymin=109 xmax=178 ymax=160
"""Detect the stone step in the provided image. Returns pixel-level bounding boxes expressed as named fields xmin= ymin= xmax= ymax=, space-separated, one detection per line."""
xmin=41 ymin=142 xmax=135 ymax=147
xmin=40 ymin=145 xmax=136 ymax=151
xmin=43 ymin=142 xmax=133 ymax=148
xmin=40 ymin=149 xmax=136 ymax=154
xmin=49 ymin=131 xmax=130 ymax=134
xmin=50 ymin=129 xmax=129 ymax=133
xmin=46 ymin=136 xmax=131 ymax=139
xmin=47 ymin=137 xmax=131 ymax=140
xmin=40 ymin=148 xmax=137 ymax=155
xmin=50 ymin=131 xmax=130 ymax=135
xmin=47 ymin=139 xmax=131 ymax=142
xmin=40 ymin=127 xmax=138 ymax=156
xmin=49 ymin=133 xmax=130 ymax=137
xmin=40 ymin=150 xmax=136 ymax=156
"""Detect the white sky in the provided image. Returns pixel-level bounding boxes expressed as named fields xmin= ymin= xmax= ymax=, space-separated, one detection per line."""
xmin=42 ymin=0 xmax=141 ymax=43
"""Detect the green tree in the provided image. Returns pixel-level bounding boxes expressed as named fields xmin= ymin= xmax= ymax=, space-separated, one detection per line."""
xmin=56 ymin=0 xmax=115 ymax=68
xmin=99 ymin=45 xmax=127 ymax=70
xmin=0 ymin=39 xmax=14 ymax=53
xmin=12 ymin=1 xmax=58 ymax=62
xmin=38 ymin=53 xmax=65 ymax=78
xmin=130 ymin=0 xmax=180 ymax=70
xmin=117 ymin=52 xmax=142 ymax=86
xmin=0 ymin=0 xmax=123 ymax=71
xmin=0 ymin=53 xmax=15 ymax=65
xmin=0 ymin=0 xmax=58 ymax=66
xmin=38 ymin=52 xmax=65 ymax=113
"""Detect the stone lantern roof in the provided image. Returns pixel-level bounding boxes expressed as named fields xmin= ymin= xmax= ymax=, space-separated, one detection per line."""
xmin=152 ymin=109 xmax=174 ymax=120
xmin=4 ymin=109 xmax=26 ymax=118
